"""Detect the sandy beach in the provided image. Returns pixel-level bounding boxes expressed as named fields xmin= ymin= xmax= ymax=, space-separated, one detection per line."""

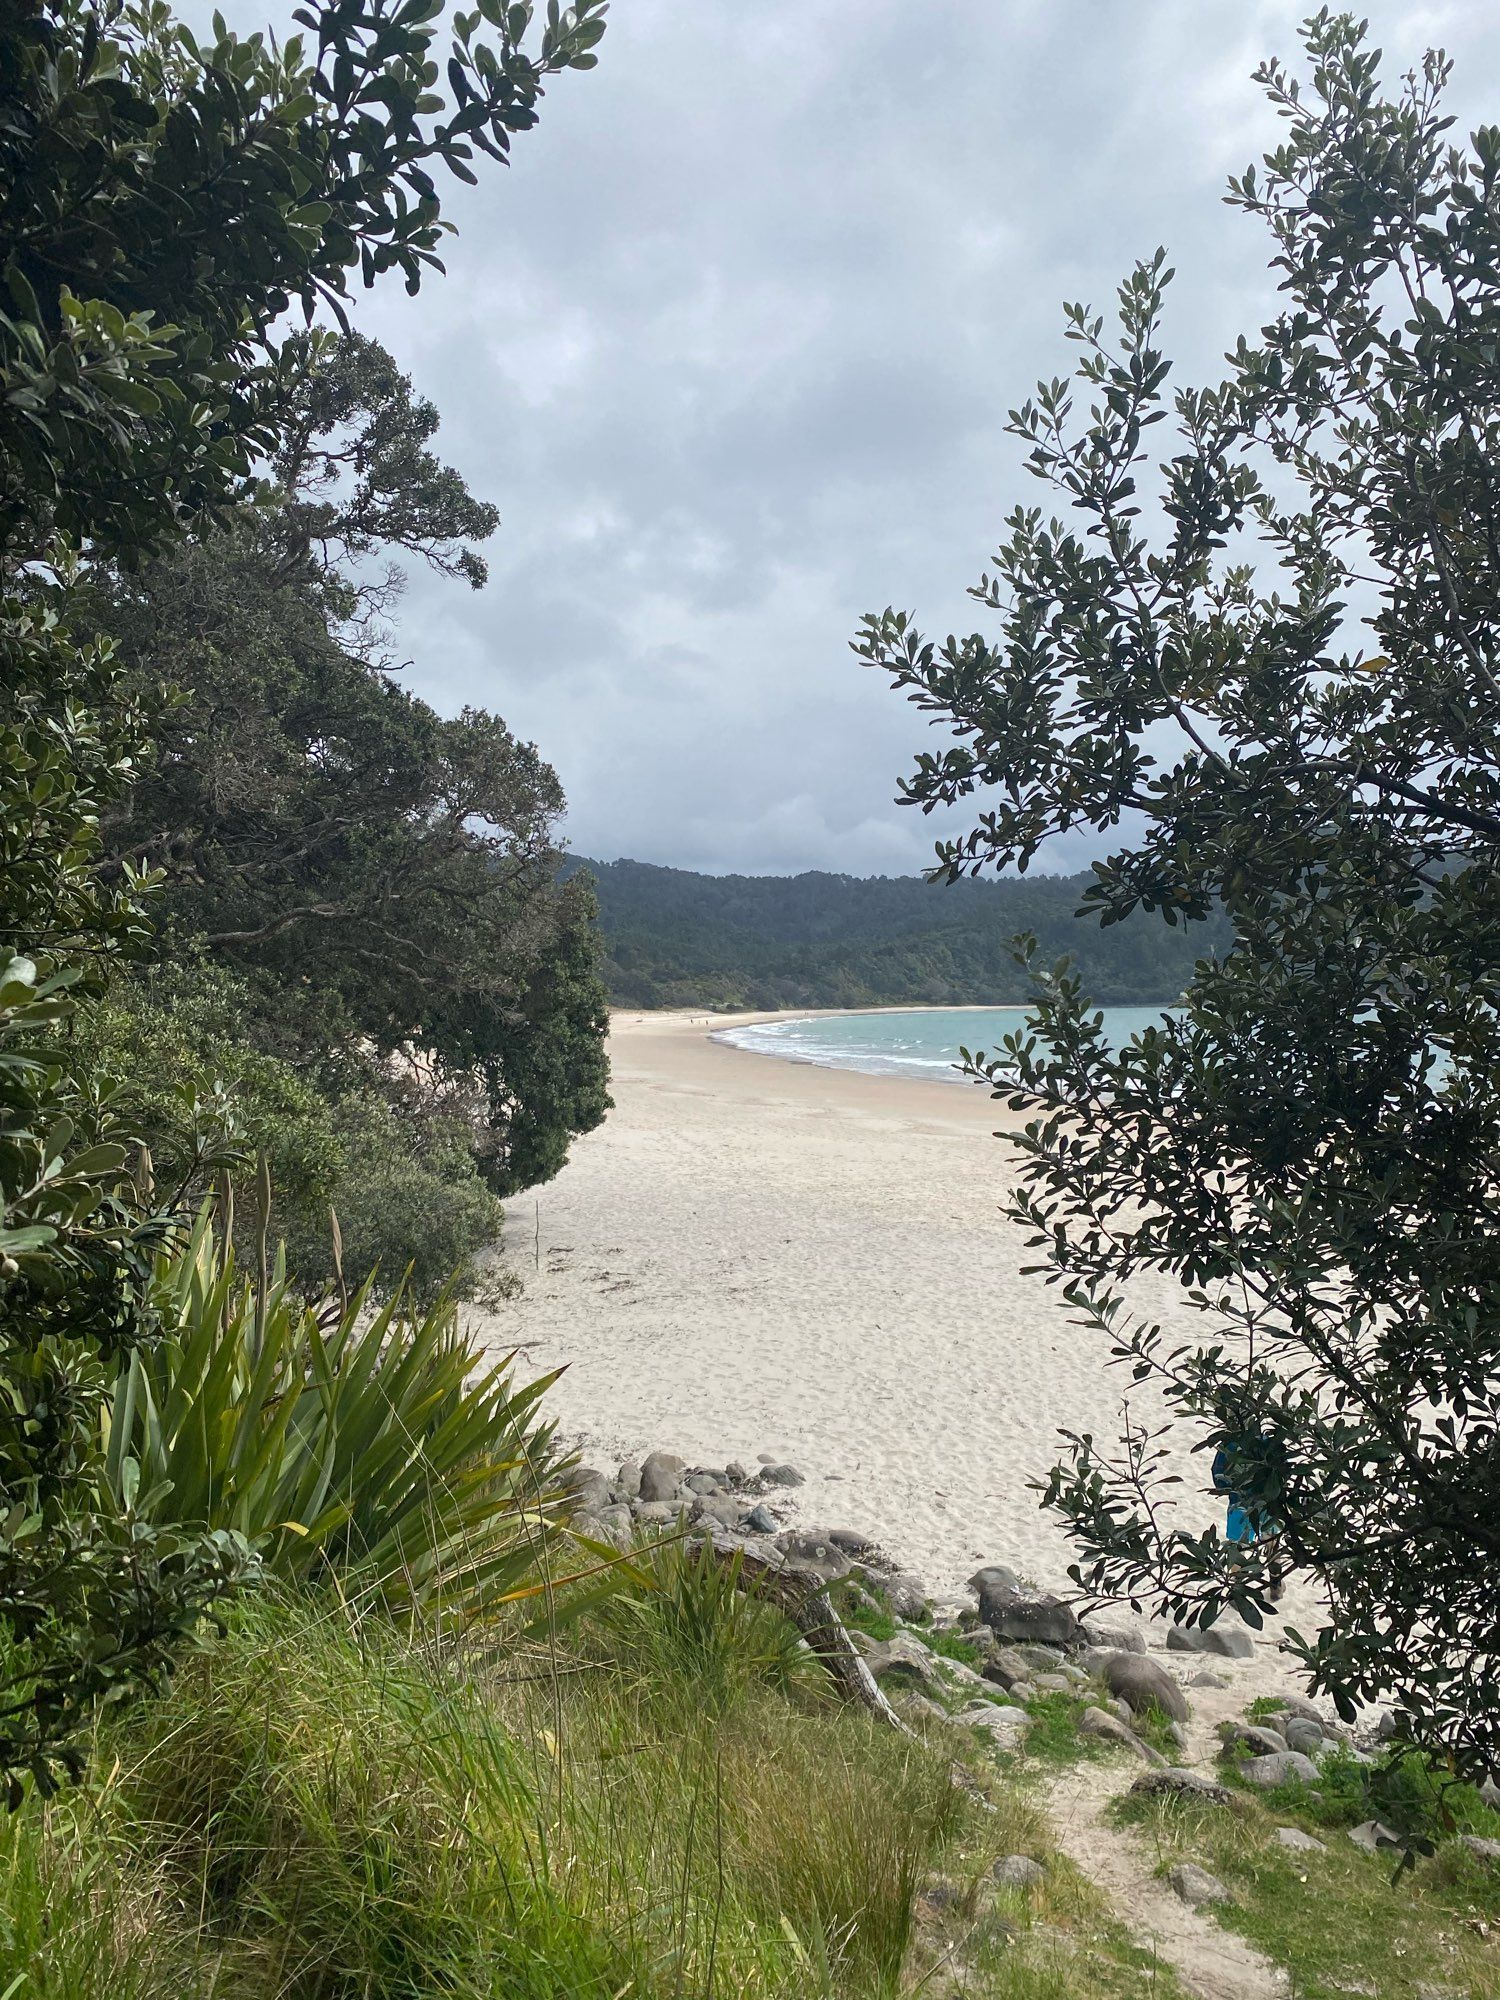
xmin=471 ymin=1007 xmax=1245 ymax=1609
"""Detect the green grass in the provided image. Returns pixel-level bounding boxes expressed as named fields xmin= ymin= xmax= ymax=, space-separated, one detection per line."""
xmin=0 ymin=1574 xmax=1190 ymax=2000
xmin=1007 ymin=1690 xmax=1112 ymax=1768
xmin=1113 ymin=1781 xmax=1500 ymax=2000
xmin=923 ymin=1628 xmax=985 ymax=1670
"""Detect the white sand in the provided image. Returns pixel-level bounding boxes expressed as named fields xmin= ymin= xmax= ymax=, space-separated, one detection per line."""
xmin=470 ymin=1007 xmax=1307 ymax=1626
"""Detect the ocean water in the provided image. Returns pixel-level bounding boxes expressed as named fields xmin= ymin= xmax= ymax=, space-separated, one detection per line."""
xmin=712 ymin=1005 xmax=1177 ymax=1085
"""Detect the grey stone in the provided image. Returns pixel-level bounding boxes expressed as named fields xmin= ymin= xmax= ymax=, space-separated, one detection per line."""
xmin=867 ymin=1633 xmax=943 ymax=1691
xmin=960 ymin=1624 xmax=1000 ymax=1664
xmin=981 ymin=1646 xmax=1036 ymax=1691
xmin=1283 ymin=1718 xmax=1328 ymax=1757
xmin=955 ymin=1701 xmax=1032 ymax=1752
xmin=1089 ymin=1651 xmax=1190 ymax=1724
xmin=1348 ymin=1820 xmax=1401 ymax=1855
xmin=976 ymin=1580 xmax=1083 ymax=1651
xmin=1081 ymin=1620 xmax=1147 ymax=1654
xmin=1223 ymin=1723 xmax=1290 ymax=1758
xmin=1166 ymin=1620 xmax=1255 ymax=1660
xmin=691 ymin=1494 xmax=744 ymax=1528
xmin=990 ymin=1855 xmax=1044 ymax=1889
xmin=1190 ymin=1670 xmax=1231 ymax=1688
xmin=598 ymin=1503 xmax=633 ymax=1536
xmin=933 ymin=1656 xmax=989 ymax=1694
xmin=1078 ymin=1706 xmax=1166 ymax=1764
xmin=1241 ymin=1751 xmax=1319 ymax=1788
xmin=886 ymin=1573 xmax=930 ymax=1622
xmin=899 ymin=1692 xmax=945 ymax=1723
xmin=1014 ymin=1643 xmax=1068 ymax=1671
xmin=1104 ymin=1696 xmax=1132 ymax=1724
xmin=1455 ymin=1835 xmax=1500 ymax=1867
xmin=683 ymin=1471 xmax=723 ymax=1496
xmin=562 ymin=1465 xmax=612 ymax=1514
xmin=1478 ymin=1777 xmax=1500 ymax=1812
xmin=776 ymin=1530 xmax=851 ymax=1580
xmin=828 ymin=1527 xmax=876 ymax=1556
xmin=968 ymin=1564 xmax=1019 ymax=1599
xmin=1034 ymin=1672 xmax=1073 ymax=1692
xmin=639 ymin=1451 xmax=686 ymax=1503
xmin=1007 ymin=1679 xmax=1038 ymax=1703
xmin=1130 ymin=1768 xmax=1233 ymax=1807
xmin=744 ymin=1502 xmax=777 ymax=1533
xmin=1167 ymin=1863 xmax=1230 ymax=1908
xmin=633 ymin=1500 xmax=677 ymax=1526
xmin=1275 ymin=1826 xmax=1325 ymax=1853
xmin=723 ymin=1460 xmax=749 ymax=1486
xmin=616 ymin=1460 xmax=642 ymax=1499
xmin=761 ymin=1462 xmax=805 ymax=1487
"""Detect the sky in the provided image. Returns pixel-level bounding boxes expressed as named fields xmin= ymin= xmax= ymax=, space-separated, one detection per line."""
xmin=329 ymin=1 xmax=1500 ymax=877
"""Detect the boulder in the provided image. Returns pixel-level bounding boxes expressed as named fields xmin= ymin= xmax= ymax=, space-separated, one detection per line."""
xmin=744 ymin=1502 xmax=777 ymax=1533
xmin=955 ymin=1702 xmax=1032 ymax=1753
xmin=1078 ymin=1706 xmax=1165 ymax=1764
xmin=562 ymin=1465 xmax=612 ymax=1514
xmin=723 ymin=1460 xmax=749 ymax=1486
xmin=1190 ymin=1670 xmax=1231 ymax=1689
xmin=684 ymin=1471 xmax=723 ymax=1496
xmin=1240 ymin=1751 xmax=1319 ymax=1788
xmin=1222 ymin=1723 xmax=1290 ymax=1758
xmin=616 ymin=1460 xmax=642 ymax=1499
xmin=828 ymin=1527 xmax=876 ymax=1556
xmin=1283 ymin=1718 xmax=1328 ymax=1757
xmin=1348 ymin=1819 xmax=1401 ymax=1855
xmin=1166 ymin=1621 xmax=1255 ymax=1660
xmin=1129 ymin=1768 xmax=1233 ymax=1807
xmin=1168 ymin=1862 xmax=1230 ymax=1908
xmin=886 ymin=1573 xmax=930 ymax=1622
xmin=633 ymin=1500 xmax=677 ymax=1526
xmin=981 ymin=1647 xmax=1036 ymax=1691
xmin=776 ymin=1530 xmax=851 ymax=1581
xmin=1089 ymin=1651 xmax=1189 ymax=1724
xmin=976 ymin=1578 xmax=1083 ymax=1651
xmin=961 ymin=1624 xmax=1000 ymax=1664
xmin=574 ymin=1510 xmax=630 ymax=1551
xmin=1081 ymin=1619 xmax=1147 ymax=1654
xmin=691 ymin=1494 xmax=744 ymax=1529
xmin=990 ymin=1855 xmax=1044 ymax=1889
xmin=1478 ymin=1777 xmax=1500 ymax=1812
xmin=866 ymin=1633 xmax=943 ymax=1692
xmin=1033 ymin=1673 xmax=1073 ymax=1693
xmin=1455 ymin=1835 xmax=1500 ymax=1867
xmin=760 ymin=1462 xmax=804 ymax=1488
xmin=1275 ymin=1826 xmax=1325 ymax=1853
xmin=639 ymin=1451 xmax=686 ymax=1503
xmin=1008 ymin=1679 xmax=1038 ymax=1704
xmin=968 ymin=1564 xmax=1019 ymax=1599
xmin=1013 ymin=1643 xmax=1069 ymax=1671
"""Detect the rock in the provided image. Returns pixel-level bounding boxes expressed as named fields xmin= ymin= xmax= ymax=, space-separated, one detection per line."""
xmin=723 ymin=1460 xmax=749 ymax=1486
xmin=1129 ymin=1768 xmax=1233 ymax=1807
xmin=1166 ymin=1621 xmax=1255 ymax=1660
xmin=616 ymin=1460 xmax=642 ymax=1499
xmin=990 ymin=1855 xmax=1044 ymax=1889
xmin=1348 ymin=1819 xmax=1401 ymax=1855
xmin=1283 ymin=1718 xmax=1328 ymax=1757
xmin=828 ymin=1527 xmax=875 ymax=1556
xmin=981 ymin=1647 xmax=1035 ymax=1691
xmin=633 ymin=1500 xmax=677 ymax=1526
xmin=1089 ymin=1651 xmax=1190 ymax=1724
xmin=1275 ymin=1694 xmax=1328 ymax=1725
xmin=598 ymin=1503 xmax=633 ymax=1536
xmin=575 ymin=1511 xmax=630 ymax=1551
xmin=744 ymin=1502 xmax=777 ymax=1533
xmin=1168 ymin=1862 xmax=1230 ymax=1908
xmin=1007 ymin=1679 xmax=1038 ymax=1704
xmin=1455 ymin=1835 xmax=1500 ymax=1867
xmin=562 ymin=1465 xmax=612 ymax=1514
xmin=776 ymin=1530 xmax=851 ymax=1580
xmin=1078 ymin=1706 xmax=1166 ymax=1764
xmin=866 ymin=1633 xmax=943 ymax=1691
xmin=1033 ymin=1672 xmax=1073 ymax=1693
xmin=761 ymin=1463 xmax=804 ymax=1488
xmin=1103 ymin=1696 xmax=1132 ymax=1724
xmin=683 ymin=1471 xmax=723 ymax=1496
xmin=1275 ymin=1827 xmax=1325 ymax=1853
xmin=886 ymin=1573 xmax=930 ymax=1622
xmin=1478 ymin=1777 xmax=1500 ymax=1812
xmin=968 ymin=1564 xmax=1019 ymax=1598
xmin=1240 ymin=1751 xmax=1319 ymax=1788
xmin=691 ymin=1494 xmax=744 ymax=1529
xmin=1222 ymin=1723 xmax=1290 ymax=1757
xmin=955 ymin=1702 xmax=1032 ymax=1753
xmin=917 ymin=1876 xmax=964 ymax=1915
xmin=933 ymin=1656 xmax=989 ymax=1694
xmin=976 ymin=1579 xmax=1083 ymax=1651
xmin=1082 ymin=1619 xmax=1147 ymax=1654
xmin=1190 ymin=1670 xmax=1230 ymax=1689
xmin=899 ymin=1692 xmax=945 ymax=1723
xmin=639 ymin=1451 xmax=686 ymax=1503
xmin=1013 ymin=1643 xmax=1068 ymax=1671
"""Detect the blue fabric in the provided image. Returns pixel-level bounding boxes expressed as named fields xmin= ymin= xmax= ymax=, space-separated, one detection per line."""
xmin=1225 ymin=1503 xmax=1258 ymax=1545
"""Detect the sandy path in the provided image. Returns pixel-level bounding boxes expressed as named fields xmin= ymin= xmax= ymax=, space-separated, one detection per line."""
xmin=470 ymin=1008 xmax=1322 ymax=1631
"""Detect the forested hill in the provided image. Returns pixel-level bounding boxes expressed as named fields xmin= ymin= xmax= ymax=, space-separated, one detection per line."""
xmin=569 ymin=858 xmax=1224 ymax=1010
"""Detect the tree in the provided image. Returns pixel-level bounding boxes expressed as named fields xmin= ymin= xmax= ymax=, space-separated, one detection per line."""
xmin=859 ymin=12 xmax=1500 ymax=1797
xmin=0 ymin=0 xmax=606 ymax=1791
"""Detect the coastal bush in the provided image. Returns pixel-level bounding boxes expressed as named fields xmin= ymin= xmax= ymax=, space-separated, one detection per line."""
xmin=106 ymin=1208 xmax=566 ymax=1610
xmin=863 ymin=12 xmax=1500 ymax=1789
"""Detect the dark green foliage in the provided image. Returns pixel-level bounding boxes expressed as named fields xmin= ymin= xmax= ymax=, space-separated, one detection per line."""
xmin=862 ymin=15 xmax=1500 ymax=1783
xmin=576 ymin=857 xmax=1221 ymax=1010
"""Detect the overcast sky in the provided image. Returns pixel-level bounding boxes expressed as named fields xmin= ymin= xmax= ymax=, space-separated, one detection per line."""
xmin=341 ymin=1 xmax=1499 ymax=877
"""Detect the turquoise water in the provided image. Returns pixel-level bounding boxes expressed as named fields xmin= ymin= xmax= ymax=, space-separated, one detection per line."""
xmin=712 ymin=1005 xmax=1176 ymax=1085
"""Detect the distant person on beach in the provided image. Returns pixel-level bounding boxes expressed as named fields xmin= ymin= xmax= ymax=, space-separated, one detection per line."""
xmin=1212 ymin=1432 xmax=1287 ymax=1595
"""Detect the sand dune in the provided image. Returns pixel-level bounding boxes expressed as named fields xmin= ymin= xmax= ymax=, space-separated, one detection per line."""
xmin=470 ymin=1008 xmax=1268 ymax=1612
